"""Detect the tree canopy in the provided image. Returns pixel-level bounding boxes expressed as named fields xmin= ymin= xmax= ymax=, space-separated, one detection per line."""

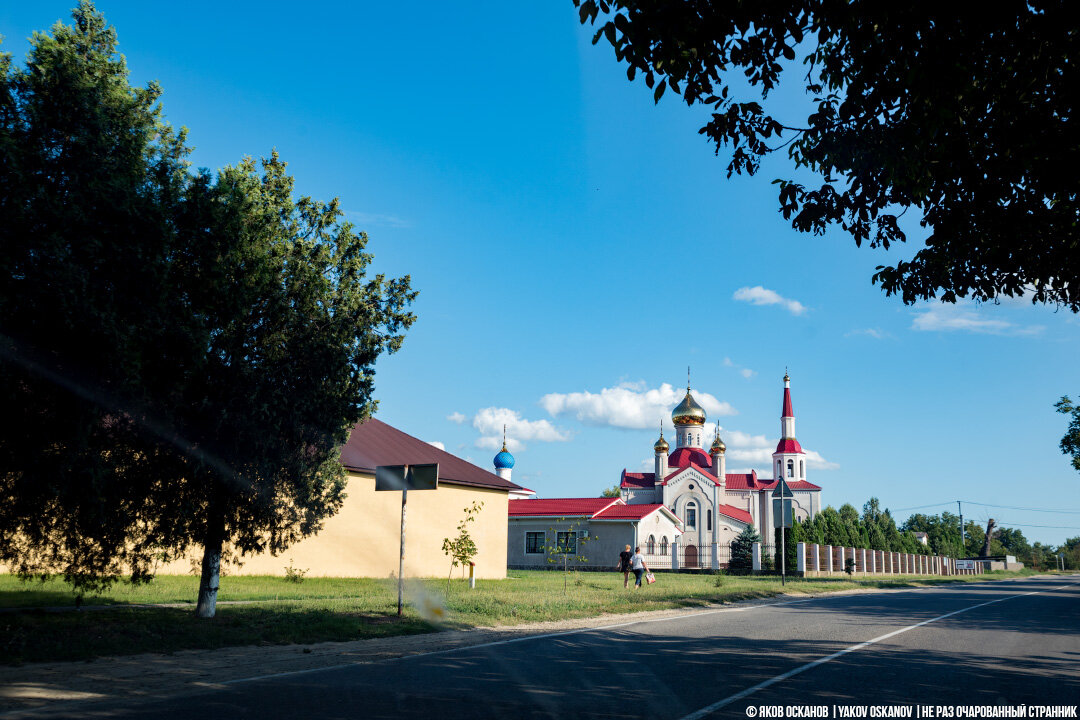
xmin=575 ymin=1 xmax=1080 ymax=311
xmin=0 ymin=3 xmax=416 ymax=616
xmin=1056 ymin=396 xmax=1080 ymax=474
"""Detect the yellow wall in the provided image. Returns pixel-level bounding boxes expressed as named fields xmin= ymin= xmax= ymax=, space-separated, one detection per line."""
xmin=157 ymin=472 xmax=509 ymax=579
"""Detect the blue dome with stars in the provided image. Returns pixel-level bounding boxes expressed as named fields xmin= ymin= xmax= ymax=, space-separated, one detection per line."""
xmin=493 ymin=447 xmax=515 ymax=469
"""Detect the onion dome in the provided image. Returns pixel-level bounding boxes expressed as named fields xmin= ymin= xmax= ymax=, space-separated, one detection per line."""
xmin=710 ymin=428 xmax=726 ymax=455
xmin=671 ymin=388 xmax=707 ymax=426
xmin=654 ymin=425 xmax=669 ymax=453
xmin=493 ymin=443 xmax=515 ymax=470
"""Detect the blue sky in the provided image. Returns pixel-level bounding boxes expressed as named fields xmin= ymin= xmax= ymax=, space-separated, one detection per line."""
xmin=4 ymin=2 xmax=1079 ymax=545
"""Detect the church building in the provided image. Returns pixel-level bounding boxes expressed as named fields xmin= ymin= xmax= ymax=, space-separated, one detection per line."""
xmin=619 ymin=373 xmax=821 ymax=566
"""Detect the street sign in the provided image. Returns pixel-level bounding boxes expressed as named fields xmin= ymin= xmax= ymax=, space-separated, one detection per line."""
xmin=375 ymin=463 xmax=439 ymax=616
xmin=375 ymin=463 xmax=439 ymax=491
xmin=955 ymin=559 xmax=976 ymax=570
xmin=772 ymin=498 xmax=793 ymax=528
xmin=771 ymin=478 xmax=794 ymax=498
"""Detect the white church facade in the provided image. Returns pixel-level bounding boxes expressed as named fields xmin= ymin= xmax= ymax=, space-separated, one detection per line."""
xmin=618 ymin=374 xmax=821 ymax=566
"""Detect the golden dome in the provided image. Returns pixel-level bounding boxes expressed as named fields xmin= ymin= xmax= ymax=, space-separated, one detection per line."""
xmin=671 ymin=389 xmax=706 ymax=426
xmin=654 ymin=434 xmax=669 ymax=453
xmin=711 ymin=432 xmax=726 ymax=454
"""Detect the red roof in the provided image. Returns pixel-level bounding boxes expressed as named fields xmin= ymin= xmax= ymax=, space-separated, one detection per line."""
xmin=723 ymin=471 xmax=762 ymax=490
xmin=508 ymin=497 xmax=620 ymax=517
xmin=717 ymin=504 xmax=753 ymax=524
xmin=668 ymin=446 xmax=713 ymax=469
xmin=620 ymin=471 xmax=655 ymax=489
xmin=341 ymin=418 xmax=522 ymax=492
xmin=595 ymin=503 xmax=667 ymax=520
xmin=775 ymin=438 xmax=804 ymax=454
xmin=754 ymin=478 xmax=822 ymax=492
xmin=782 ymin=385 xmax=794 ymax=418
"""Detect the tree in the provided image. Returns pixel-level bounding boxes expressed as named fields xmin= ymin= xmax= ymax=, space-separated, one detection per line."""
xmin=576 ymin=2 xmax=1080 ymax=311
xmin=542 ymin=518 xmax=596 ymax=592
xmin=0 ymin=4 xmax=416 ymax=617
xmin=1056 ymin=397 xmax=1080 ymax=474
xmin=442 ymin=501 xmax=483 ymax=592
xmin=600 ymin=485 xmax=622 ymax=498
xmin=729 ymin=525 xmax=760 ymax=571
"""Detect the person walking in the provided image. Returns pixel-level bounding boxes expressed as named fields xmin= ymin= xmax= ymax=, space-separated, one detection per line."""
xmin=618 ymin=544 xmax=633 ymax=588
xmin=630 ymin=546 xmax=650 ymax=589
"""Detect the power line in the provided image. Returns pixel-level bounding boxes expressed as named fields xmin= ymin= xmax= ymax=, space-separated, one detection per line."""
xmin=888 ymin=499 xmax=1080 ymax=515
xmin=992 ymin=523 xmax=1080 ymax=530
xmin=960 ymin=500 xmax=1080 ymax=515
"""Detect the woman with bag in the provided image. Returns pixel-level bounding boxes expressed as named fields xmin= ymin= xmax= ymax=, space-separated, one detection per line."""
xmin=630 ymin=546 xmax=651 ymax=589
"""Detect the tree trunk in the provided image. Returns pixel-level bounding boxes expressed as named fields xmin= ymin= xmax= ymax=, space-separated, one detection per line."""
xmin=195 ymin=496 xmax=225 ymax=618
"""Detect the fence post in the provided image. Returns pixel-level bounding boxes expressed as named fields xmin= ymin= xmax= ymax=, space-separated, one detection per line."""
xmin=797 ymin=542 xmax=806 ymax=573
xmin=672 ymin=537 xmax=680 ymax=571
xmin=825 ymin=545 xmax=833 ymax=573
xmin=752 ymin=542 xmax=761 ymax=571
xmin=813 ymin=543 xmax=821 ymax=572
xmin=712 ymin=541 xmax=719 ymax=571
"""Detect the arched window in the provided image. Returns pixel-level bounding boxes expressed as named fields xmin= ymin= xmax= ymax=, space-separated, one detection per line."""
xmin=707 ymin=509 xmax=712 ymax=532
xmin=686 ymin=501 xmax=697 ymax=529
xmin=800 ymin=460 xmax=804 ymax=477
xmin=647 ymin=535 xmax=656 ymax=554
xmin=787 ymin=459 xmax=794 ymax=478
xmin=660 ymin=536 xmax=669 ymax=555
xmin=777 ymin=461 xmax=782 ymax=477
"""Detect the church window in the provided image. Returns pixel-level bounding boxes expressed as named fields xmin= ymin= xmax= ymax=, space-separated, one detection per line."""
xmin=787 ymin=460 xmax=794 ymax=478
xmin=707 ymin=509 xmax=712 ymax=531
xmin=660 ymin=536 xmax=668 ymax=555
xmin=800 ymin=460 xmax=804 ymax=477
xmin=777 ymin=461 xmax=781 ymax=477
xmin=647 ymin=535 xmax=656 ymax=554
xmin=686 ymin=501 xmax=697 ymax=529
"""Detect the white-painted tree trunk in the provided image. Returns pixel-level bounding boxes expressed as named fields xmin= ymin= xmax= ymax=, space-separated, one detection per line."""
xmin=195 ymin=546 xmax=221 ymax=618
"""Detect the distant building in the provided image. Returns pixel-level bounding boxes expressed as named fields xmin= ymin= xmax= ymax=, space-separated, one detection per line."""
xmin=914 ymin=532 xmax=929 ymax=546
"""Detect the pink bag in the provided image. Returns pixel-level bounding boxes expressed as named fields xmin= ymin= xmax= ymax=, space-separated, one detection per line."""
xmin=645 ymin=572 xmax=656 ymax=585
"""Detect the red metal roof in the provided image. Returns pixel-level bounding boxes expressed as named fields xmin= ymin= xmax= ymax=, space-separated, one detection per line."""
xmin=620 ymin=471 xmax=655 ymax=488
xmin=782 ymin=385 xmax=794 ymax=418
xmin=508 ymin=497 xmax=620 ymax=517
xmin=723 ymin=471 xmax=761 ymax=490
xmin=668 ymin=446 xmax=713 ymax=469
xmin=717 ymin=504 xmax=753 ymax=524
xmin=774 ymin=438 xmax=804 ymax=454
xmin=595 ymin=503 xmax=667 ymax=520
xmin=341 ymin=418 xmax=522 ymax=492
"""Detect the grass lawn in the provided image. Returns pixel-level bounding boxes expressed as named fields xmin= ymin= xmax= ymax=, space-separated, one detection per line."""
xmin=0 ymin=569 xmax=1035 ymax=665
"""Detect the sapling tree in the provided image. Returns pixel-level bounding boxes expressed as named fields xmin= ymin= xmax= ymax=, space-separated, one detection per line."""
xmin=543 ymin=518 xmax=597 ymax=593
xmin=442 ymin=501 xmax=483 ymax=592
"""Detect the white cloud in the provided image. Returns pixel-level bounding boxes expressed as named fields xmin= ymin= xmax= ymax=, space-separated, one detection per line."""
xmin=540 ymin=382 xmax=736 ymax=430
xmin=476 ymin=435 xmax=525 ymax=452
xmin=740 ymin=368 xmax=756 ymax=379
xmin=804 ymin=450 xmax=840 ymax=470
xmin=447 ymin=412 xmax=466 ymax=424
xmin=733 ymin=286 xmax=807 ymax=316
xmin=427 ymin=441 xmax=445 ymax=451
xmin=845 ymin=328 xmax=891 ymax=339
xmin=723 ymin=357 xmax=735 ymax=367
xmin=471 ymin=407 xmax=571 ymax=451
xmin=911 ymin=305 xmax=1044 ymax=336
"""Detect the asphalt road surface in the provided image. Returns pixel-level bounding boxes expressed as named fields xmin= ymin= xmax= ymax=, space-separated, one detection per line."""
xmin=24 ymin=575 xmax=1080 ymax=719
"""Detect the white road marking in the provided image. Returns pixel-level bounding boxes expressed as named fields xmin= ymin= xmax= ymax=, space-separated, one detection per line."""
xmin=676 ymin=581 xmax=1076 ymax=720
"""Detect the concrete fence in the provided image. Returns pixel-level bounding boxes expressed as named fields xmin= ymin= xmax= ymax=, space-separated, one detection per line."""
xmin=750 ymin=542 xmax=985 ymax=577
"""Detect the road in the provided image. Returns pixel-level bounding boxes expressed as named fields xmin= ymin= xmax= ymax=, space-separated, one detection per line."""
xmin=14 ymin=575 xmax=1080 ymax=719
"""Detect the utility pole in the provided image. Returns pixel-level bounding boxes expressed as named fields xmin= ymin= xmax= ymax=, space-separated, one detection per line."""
xmin=957 ymin=500 xmax=965 ymax=558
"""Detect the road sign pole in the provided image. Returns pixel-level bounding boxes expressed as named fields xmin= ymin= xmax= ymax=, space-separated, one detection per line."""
xmin=398 ymin=484 xmax=407 ymax=617
xmin=781 ymin=523 xmax=785 ymax=586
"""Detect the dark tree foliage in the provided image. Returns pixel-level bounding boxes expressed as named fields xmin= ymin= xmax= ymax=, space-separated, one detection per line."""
xmin=576 ymin=1 xmax=1080 ymax=311
xmin=0 ymin=3 xmax=416 ymax=615
xmin=729 ymin=525 xmax=759 ymax=570
xmin=1056 ymin=396 xmax=1080 ymax=474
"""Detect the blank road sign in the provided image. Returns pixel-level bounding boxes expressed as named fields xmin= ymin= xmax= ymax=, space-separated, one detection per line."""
xmin=772 ymin=498 xmax=793 ymax=528
xmin=375 ymin=463 xmax=439 ymax=491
